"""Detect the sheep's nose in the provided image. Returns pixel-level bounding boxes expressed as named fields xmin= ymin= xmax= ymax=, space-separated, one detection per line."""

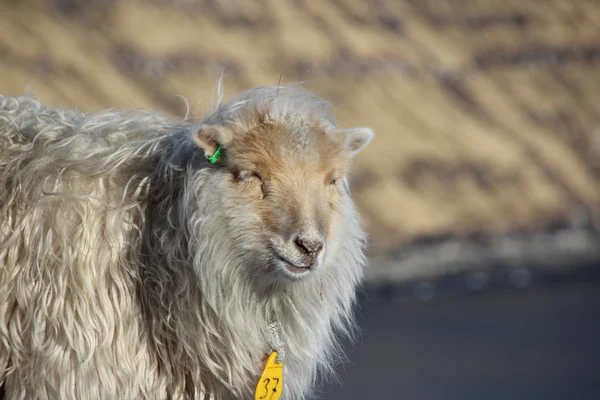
xmin=295 ymin=235 xmax=324 ymax=257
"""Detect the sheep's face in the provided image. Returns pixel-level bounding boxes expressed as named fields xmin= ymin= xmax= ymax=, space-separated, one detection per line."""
xmin=194 ymin=119 xmax=373 ymax=282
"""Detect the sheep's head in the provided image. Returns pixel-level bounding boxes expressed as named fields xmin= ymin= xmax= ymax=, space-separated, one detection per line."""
xmin=191 ymin=91 xmax=373 ymax=283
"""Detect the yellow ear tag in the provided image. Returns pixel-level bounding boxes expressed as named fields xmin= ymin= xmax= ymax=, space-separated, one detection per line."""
xmin=255 ymin=352 xmax=283 ymax=400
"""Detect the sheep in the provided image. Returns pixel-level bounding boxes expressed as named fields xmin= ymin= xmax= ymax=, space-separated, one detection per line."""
xmin=0 ymin=85 xmax=374 ymax=400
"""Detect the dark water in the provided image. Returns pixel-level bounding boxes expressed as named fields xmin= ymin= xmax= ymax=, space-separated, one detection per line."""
xmin=323 ymin=280 xmax=600 ymax=400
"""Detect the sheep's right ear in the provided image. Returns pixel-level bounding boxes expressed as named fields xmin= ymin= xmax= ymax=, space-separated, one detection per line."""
xmin=191 ymin=124 xmax=232 ymax=162
xmin=338 ymin=127 xmax=375 ymax=158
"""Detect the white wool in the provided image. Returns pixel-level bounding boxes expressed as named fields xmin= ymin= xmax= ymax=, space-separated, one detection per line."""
xmin=0 ymin=87 xmax=368 ymax=400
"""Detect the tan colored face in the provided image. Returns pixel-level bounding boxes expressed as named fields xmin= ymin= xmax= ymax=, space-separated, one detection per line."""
xmin=194 ymin=120 xmax=373 ymax=281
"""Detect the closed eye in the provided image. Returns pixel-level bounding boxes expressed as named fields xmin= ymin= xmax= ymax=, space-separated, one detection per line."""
xmin=237 ymin=170 xmax=266 ymax=198
xmin=238 ymin=170 xmax=263 ymax=184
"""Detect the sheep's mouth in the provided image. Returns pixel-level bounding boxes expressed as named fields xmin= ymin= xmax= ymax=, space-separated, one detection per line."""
xmin=273 ymin=253 xmax=311 ymax=276
xmin=284 ymin=263 xmax=310 ymax=274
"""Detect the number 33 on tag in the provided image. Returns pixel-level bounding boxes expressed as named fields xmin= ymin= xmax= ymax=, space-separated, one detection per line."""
xmin=255 ymin=352 xmax=283 ymax=400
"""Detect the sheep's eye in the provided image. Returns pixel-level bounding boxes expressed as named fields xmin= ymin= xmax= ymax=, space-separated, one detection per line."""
xmin=238 ymin=171 xmax=262 ymax=184
xmin=237 ymin=171 xmax=266 ymax=198
xmin=330 ymin=177 xmax=339 ymax=186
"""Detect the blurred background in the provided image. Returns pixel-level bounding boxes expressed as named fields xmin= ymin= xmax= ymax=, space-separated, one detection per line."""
xmin=1 ymin=0 xmax=600 ymax=399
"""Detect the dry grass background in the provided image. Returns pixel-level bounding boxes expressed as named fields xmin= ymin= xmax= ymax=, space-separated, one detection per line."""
xmin=2 ymin=0 xmax=600 ymax=282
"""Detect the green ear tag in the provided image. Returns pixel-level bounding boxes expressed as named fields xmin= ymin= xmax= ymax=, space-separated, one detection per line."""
xmin=206 ymin=146 xmax=223 ymax=164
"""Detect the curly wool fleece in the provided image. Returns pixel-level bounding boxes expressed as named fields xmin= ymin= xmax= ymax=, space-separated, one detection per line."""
xmin=0 ymin=86 xmax=373 ymax=400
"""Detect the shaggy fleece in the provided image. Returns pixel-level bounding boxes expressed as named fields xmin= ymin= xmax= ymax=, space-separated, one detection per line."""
xmin=0 ymin=86 xmax=371 ymax=400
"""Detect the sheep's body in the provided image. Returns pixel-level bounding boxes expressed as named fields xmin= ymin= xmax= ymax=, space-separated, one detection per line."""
xmin=0 ymin=89 xmax=368 ymax=400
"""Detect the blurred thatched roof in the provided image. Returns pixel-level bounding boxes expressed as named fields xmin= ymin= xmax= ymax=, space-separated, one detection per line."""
xmin=2 ymin=0 xmax=599 ymax=287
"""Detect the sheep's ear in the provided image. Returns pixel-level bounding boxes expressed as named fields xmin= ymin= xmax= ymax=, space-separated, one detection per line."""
xmin=191 ymin=124 xmax=232 ymax=161
xmin=338 ymin=127 xmax=374 ymax=158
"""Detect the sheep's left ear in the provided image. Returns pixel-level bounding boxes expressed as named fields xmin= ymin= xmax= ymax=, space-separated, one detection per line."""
xmin=338 ymin=127 xmax=375 ymax=158
xmin=191 ymin=124 xmax=232 ymax=163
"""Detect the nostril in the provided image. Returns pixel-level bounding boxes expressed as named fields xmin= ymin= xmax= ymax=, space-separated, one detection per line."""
xmin=313 ymin=241 xmax=324 ymax=255
xmin=294 ymin=236 xmax=308 ymax=253
xmin=295 ymin=236 xmax=324 ymax=255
